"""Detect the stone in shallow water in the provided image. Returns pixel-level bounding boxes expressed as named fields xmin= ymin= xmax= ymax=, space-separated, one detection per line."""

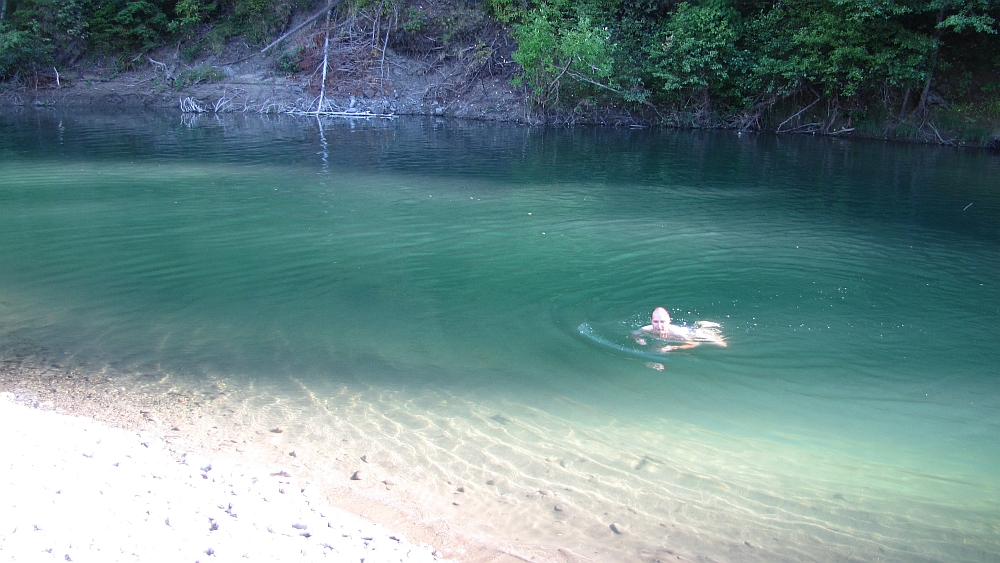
xmin=489 ymin=414 xmax=511 ymax=425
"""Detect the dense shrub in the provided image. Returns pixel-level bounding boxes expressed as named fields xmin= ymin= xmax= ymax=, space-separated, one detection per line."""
xmin=0 ymin=23 xmax=52 ymax=79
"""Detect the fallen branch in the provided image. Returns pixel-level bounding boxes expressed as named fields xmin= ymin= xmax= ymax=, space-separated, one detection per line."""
xmin=179 ymin=97 xmax=206 ymax=113
xmin=261 ymin=0 xmax=345 ymax=54
xmin=213 ymin=96 xmax=231 ymax=113
xmin=147 ymin=56 xmax=174 ymax=82
xmin=776 ymin=94 xmax=821 ymax=133
xmin=923 ymin=121 xmax=955 ymax=145
xmin=829 ymin=127 xmax=855 ymax=136
xmin=565 ymin=69 xmax=664 ymax=121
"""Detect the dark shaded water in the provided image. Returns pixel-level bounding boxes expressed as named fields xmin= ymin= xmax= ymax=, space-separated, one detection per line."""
xmin=1 ymin=109 xmax=998 ymax=562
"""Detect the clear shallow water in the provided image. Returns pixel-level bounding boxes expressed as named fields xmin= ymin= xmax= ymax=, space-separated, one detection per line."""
xmin=1 ymin=110 xmax=998 ymax=561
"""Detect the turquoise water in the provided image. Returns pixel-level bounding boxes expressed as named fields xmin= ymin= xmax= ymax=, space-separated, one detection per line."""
xmin=1 ymin=110 xmax=998 ymax=561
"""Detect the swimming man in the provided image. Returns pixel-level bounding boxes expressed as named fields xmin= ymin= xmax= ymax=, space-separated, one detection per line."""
xmin=631 ymin=307 xmax=726 ymax=354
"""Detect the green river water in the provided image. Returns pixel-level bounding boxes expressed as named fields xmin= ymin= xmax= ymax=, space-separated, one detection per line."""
xmin=1 ymin=110 xmax=997 ymax=562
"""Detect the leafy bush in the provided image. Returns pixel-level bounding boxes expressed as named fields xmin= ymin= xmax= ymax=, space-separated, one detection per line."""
xmin=0 ymin=24 xmax=53 ymax=79
xmin=402 ymin=6 xmax=427 ymax=33
xmin=229 ymin=0 xmax=293 ymax=44
xmin=650 ymin=3 xmax=740 ymax=108
xmin=482 ymin=0 xmax=523 ymax=25
xmin=512 ymin=4 xmax=613 ymax=106
xmin=76 ymin=1 xmax=172 ymax=54
xmin=276 ymin=46 xmax=302 ymax=74
xmin=5 ymin=0 xmax=86 ymax=63
xmin=174 ymin=62 xmax=226 ymax=88
xmin=169 ymin=0 xmax=216 ymax=39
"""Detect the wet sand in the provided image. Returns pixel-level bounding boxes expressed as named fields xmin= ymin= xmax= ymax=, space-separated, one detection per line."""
xmin=0 ymin=390 xmax=452 ymax=562
xmin=3 ymin=348 xmax=992 ymax=563
xmin=0 ymin=353 xmax=541 ymax=563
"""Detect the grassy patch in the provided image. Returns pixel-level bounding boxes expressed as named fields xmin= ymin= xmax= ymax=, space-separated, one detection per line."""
xmin=175 ymin=64 xmax=226 ymax=89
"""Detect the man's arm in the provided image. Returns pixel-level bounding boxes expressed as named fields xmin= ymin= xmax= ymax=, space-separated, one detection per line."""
xmin=630 ymin=326 xmax=651 ymax=346
xmin=656 ymin=342 xmax=698 ymax=352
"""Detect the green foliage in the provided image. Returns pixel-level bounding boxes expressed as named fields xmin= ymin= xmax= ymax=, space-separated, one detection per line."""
xmin=393 ymin=2 xmax=489 ymax=54
xmin=0 ymin=23 xmax=52 ymax=78
xmin=84 ymin=0 xmax=172 ymax=54
xmin=482 ymin=0 xmax=524 ymax=24
xmin=746 ymin=1 xmax=934 ymax=98
xmin=169 ymin=0 xmax=216 ymax=39
xmin=402 ymin=7 xmax=427 ymax=33
xmin=512 ymin=3 xmax=613 ymax=105
xmin=229 ymin=0 xmax=292 ymax=44
xmin=174 ymin=62 xmax=225 ymax=88
xmin=650 ymin=3 xmax=739 ymax=105
xmin=6 ymin=0 xmax=86 ymax=62
xmin=0 ymin=0 xmax=997 ymax=135
xmin=276 ymin=46 xmax=302 ymax=74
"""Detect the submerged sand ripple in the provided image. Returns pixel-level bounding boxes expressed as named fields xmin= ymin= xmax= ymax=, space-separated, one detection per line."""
xmin=3 ymin=348 xmax=996 ymax=563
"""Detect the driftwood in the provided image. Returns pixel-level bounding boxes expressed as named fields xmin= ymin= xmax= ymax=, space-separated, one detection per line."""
xmin=179 ymin=97 xmax=206 ymax=113
xmin=260 ymin=0 xmax=344 ymax=55
xmin=776 ymin=94 xmax=821 ymax=133
xmin=316 ymin=8 xmax=332 ymax=113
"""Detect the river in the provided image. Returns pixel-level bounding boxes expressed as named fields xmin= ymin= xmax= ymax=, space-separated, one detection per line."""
xmin=1 ymin=109 xmax=997 ymax=562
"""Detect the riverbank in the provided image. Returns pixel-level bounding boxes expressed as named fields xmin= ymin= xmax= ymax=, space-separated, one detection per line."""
xmin=0 ymin=38 xmax=532 ymax=124
xmin=5 ymin=64 xmax=998 ymax=149
xmin=0 ymin=391 xmax=447 ymax=562
xmin=0 ymin=354 xmax=542 ymax=563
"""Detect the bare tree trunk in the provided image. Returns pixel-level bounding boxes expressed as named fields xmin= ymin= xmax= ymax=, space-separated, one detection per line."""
xmin=898 ymin=88 xmax=912 ymax=120
xmin=917 ymin=7 xmax=946 ymax=117
xmin=316 ymin=8 xmax=332 ymax=114
xmin=700 ymin=86 xmax=711 ymax=123
xmin=1 ymin=0 xmax=8 ymax=23
xmin=261 ymin=0 xmax=344 ymax=54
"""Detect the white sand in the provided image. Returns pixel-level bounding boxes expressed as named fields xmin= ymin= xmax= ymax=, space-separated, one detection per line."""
xmin=0 ymin=392 xmax=448 ymax=563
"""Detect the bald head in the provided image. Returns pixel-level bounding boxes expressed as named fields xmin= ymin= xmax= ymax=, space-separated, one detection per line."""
xmin=650 ymin=307 xmax=671 ymax=337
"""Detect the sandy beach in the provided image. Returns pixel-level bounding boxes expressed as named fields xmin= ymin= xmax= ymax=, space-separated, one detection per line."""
xmin=0 ymin=389 xmax=454 ymax=562
xmin=1 ymin=344 xmax=695 ymax=563
xmin=0 ymin=354 xmax=585 ymax=563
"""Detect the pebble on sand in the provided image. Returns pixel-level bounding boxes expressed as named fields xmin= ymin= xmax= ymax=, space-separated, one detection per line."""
xmin=0 ymin=394 xmax=447 ymax=563
xmin=610 ymin=522 xmax=625 ymax=534
xmin=351 ymin=470 xmax=363 ymax=480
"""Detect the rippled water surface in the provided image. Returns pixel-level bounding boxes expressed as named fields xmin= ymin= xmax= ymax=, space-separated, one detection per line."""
xmin=1 ymin=110 xmax=998 ymax=562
